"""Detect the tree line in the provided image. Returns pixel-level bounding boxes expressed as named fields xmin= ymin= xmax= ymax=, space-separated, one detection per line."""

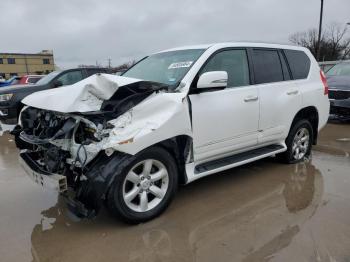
xmin=289 ymin=22 xmax=350 ymax=61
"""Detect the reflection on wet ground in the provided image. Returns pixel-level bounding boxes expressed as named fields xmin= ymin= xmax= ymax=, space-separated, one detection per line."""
xmin=0 ymin=123 xmax=350 ymax=262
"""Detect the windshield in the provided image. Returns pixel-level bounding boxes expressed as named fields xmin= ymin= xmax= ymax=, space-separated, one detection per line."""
xmin=123 ymin=49 xmax=205 ymax=86
xmin=326 ymin=63 xmax=350 ymax=77
xmin=36 ymin=71 xmax=61 ymax=85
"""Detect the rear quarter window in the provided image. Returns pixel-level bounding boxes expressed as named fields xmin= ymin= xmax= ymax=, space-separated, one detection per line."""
xmin=284 ymin=50 xmax=310 ymax=80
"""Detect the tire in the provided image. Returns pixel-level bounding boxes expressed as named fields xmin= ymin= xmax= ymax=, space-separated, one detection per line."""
xmin=278 ymin=119 xmax=313 ymax=164
xmin=107 ymin=147 xmax=178 ymax=224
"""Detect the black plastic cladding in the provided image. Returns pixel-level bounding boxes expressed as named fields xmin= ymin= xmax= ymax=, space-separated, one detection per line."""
xmin=71 ymin=151 xmax=133 ymax=217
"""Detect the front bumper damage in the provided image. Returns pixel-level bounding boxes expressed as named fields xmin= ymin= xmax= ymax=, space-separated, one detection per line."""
xmin=19 ymin=152 xmax=68 ymax=193
xmin=14 ymin=74 xmax=192 ymax=218
xmin=12 ymin=75 xmax=192 ymax=217
xmin=19 ymin=149 xmax=131 ymax=218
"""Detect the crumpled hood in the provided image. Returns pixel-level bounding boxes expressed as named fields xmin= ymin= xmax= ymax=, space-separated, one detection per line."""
xmin=22 ymin=74 xmax=142 ymax=113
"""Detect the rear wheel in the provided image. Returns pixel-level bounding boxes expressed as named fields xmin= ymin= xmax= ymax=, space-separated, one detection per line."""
xmin=279 ymin=119 xmax=313 ymax=164
xmin=107 ymin=147 xmax=178 ymax=224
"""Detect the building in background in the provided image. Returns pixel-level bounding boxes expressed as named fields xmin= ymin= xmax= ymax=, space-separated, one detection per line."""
xmin=0 ymin=50 xmax=55 ymax=79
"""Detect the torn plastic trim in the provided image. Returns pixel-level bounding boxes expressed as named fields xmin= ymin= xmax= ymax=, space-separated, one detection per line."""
xmin=72 ymin=151 xmax=133 ymax=217
xmin=19 ymin=118 xmax=77 ymax=145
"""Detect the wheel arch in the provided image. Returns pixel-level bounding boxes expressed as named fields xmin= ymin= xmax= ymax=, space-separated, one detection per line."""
xmin=152 ymin=135 xmax=193 ymax=185
xmin=291 ymin=106 xmax=319 ymax=145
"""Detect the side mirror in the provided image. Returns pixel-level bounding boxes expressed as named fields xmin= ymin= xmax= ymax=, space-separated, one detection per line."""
xmin=53 ymin=80 xmax=63 ymax=87
xmin=197 ymin=71 xmax=228 ymax=90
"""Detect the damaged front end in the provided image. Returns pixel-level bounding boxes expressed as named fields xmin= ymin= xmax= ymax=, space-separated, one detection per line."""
xmin=15 ymin=75 xmax=170 ymax=218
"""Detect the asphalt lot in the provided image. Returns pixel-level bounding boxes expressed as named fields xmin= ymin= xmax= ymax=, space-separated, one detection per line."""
xmin=0 ymin=122 xmax=350 ymax=262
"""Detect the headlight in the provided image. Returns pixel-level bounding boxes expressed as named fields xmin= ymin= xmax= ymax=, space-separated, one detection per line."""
xmin=0 ymin=94 xmax=13 ymax=102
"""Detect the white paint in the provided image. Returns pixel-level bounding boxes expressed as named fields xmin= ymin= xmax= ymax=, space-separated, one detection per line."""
xmin=257 ymin=80 xmax=302 ymax=144
xmin=19 ymin=42 xmax=330 ymax=184
xmin=22 ymin=74 xmax=141 ymax=113
xmin=185 ymin=143 xmax=287 ymax=183
xmin=190 ymin=85 xmax=259 ymax=161
xmin=196 ymin=71 xmax=228 ymax=89
xmin=102 ymin=92 xmax=192 ymax=155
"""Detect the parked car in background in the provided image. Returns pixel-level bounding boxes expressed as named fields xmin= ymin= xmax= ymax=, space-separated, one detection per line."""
xmin=0 ymin=76 xmax=21 ymax=87
xmin=19 ymin=75 xmax=44 ymax=85
xmin=14 ymin=43 xmax=329 ymax=223
xmin=0 ymin=67 xmax=109 ymax=132
xmin=319 ymin=61 xmax=338 ymax=73
xmin=326 ymin=61 xmax=350 ymax=118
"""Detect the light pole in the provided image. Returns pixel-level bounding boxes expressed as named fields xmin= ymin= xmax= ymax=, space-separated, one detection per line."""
xmin=317 ymin=0 xmax=324 ymax=61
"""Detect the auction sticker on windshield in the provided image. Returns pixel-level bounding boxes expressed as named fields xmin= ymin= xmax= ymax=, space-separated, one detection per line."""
xmin=168 ymin=61 xmax=193 ymax=69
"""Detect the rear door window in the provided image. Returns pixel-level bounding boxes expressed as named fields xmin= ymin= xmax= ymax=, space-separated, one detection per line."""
xmin=252 ymin=49 xmax=284 ymax=84
xmin=283 ymin=50 xmax=310 ymax=79
xmin=200 ymin=49 xmax=250 ymax=88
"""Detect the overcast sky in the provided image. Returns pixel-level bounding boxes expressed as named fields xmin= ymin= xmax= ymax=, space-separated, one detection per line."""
xmin=1 ymin=0 xmax=349 ymax=68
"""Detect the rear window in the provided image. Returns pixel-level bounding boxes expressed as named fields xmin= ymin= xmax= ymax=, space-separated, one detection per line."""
xmin=326 ymin=63 xmax=350 ymax=76
xmin=284 ymin=50 xmax=310 ymax=79
xmin=252 ymin=49 xmax=284 ymax=84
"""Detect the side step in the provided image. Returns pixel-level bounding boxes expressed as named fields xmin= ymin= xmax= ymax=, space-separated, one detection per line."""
xmin=195 ymin=144 xmax=285 ymax=174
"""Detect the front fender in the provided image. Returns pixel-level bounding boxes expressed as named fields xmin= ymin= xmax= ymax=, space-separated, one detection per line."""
xmin=104 ymin=92 xmax=193 ymax=155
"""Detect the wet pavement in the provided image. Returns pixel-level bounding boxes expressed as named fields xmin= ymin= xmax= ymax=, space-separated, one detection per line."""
xmin=0 ymin=122 xmax=350 ymax=262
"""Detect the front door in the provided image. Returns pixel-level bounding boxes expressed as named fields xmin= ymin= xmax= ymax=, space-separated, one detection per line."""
xmin=189 ymin=49 xmax=260 ymax=162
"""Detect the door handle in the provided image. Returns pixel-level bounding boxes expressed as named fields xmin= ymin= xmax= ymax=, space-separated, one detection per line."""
xmin=287 ymin=90 xmax=299 ymax=95
xmin=244 ymin=96 xmax=258 ymax=102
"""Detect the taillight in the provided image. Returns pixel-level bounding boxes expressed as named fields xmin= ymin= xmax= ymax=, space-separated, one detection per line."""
xmin=320 ymin=70 xmax=329 ymax=95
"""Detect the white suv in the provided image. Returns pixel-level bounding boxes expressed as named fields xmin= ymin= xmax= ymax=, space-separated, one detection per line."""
xmin=15 ymin=42 xmax=329 ymax=223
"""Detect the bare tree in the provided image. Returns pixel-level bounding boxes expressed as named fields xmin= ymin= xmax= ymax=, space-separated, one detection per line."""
xmin=326 ymin=23 xmax=350 ymax=60
xmin=289 ymin=23 xmax=350 ymax=61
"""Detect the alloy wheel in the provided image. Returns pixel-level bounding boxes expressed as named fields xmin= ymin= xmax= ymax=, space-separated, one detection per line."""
xmin=292 ymin=127 xmax=310 ymax=161
xmin=122 ymin=159 xmax=169 ymax=212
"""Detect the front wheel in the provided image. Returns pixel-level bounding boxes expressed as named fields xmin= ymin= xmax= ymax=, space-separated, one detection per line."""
xmin=107 ymin=147 xmax=178 ymax=224
xmin=278 ymin=119 xmax=313 ymax=164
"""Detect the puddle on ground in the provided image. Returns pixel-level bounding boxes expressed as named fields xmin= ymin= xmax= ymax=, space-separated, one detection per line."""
xmin=0 ymin=123 xmax=350 ymax=262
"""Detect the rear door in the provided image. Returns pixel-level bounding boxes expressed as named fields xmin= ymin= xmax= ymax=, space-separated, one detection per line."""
xmin=189 ymin=48 xmax=260 ymax=162
xmin=250 ymin=48 xmax=302 ymax=144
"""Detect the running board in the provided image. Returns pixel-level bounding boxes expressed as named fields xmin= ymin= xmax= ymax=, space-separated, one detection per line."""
xmin=194 ymin=144 xmax=286 ymax=175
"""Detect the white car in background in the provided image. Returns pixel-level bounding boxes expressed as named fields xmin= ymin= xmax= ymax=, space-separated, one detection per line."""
xmin=15 ymin=42 xmax=329 ymax=223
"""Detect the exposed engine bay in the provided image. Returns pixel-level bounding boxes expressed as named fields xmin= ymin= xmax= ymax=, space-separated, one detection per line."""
xmin=14 ymin=79 xmax=171 ymax=217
